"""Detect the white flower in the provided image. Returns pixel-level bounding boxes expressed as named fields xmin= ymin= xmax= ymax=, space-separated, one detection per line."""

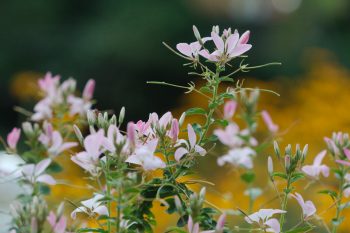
xmin=302 ymin=150 xmax=329 ymax=179
xmin=291 ymin=192 xmax=316 ymax=219
xmin=126 ymin=139 xmax=166 ymax=171
xmin=245 ymin=209 xmax=286 ymax=233
xmin=71 ymin=194 xmax=108 ymax=219
xmin=217 ymin=147 xmax=256 ymax=169
xmin=174 ymin=124 xmax=206 ymax=161
xmin=21 ymin=159 xmax=56 ymax=185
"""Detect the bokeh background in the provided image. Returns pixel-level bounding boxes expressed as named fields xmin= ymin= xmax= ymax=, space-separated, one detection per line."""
xmin=1 ymin=0 xmax=350 ymax=232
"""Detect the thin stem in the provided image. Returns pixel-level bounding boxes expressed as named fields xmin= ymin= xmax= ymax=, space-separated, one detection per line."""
xmin=331 ymin=166 xmax=346 ymax=233
xmin=279 ymin=174 xmax=292 ymax=231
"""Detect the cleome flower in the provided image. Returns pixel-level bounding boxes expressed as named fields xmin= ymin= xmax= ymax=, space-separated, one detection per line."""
xmin=291 ymin=192 xmax=316 ymax=219
xmin=47 ymin=211 xmax=67 ymax=233
xmin=245 ymin=209 xmax=286 ymax=233
xmin=176 ymin=38 xmax=211 ymax=60
xmin=39 ymin=122 xmax=77 ymax=157
xmin=71 ymin=193 xmax=108 ymax=219
xmin=217 ymin=147 xmax=256 ymax=169
xmin=125 ymin=139 xmax=166 ymax=171
xmin=214 ymin=123 xmax=257 ymax=148
xmin=7 ymin=128 xmax=21 ymax=151
xmin=174 ymin=124 xmax=206 ymax=161
xmin=199 ymin=28 xmax=252 ymax=63
xmin=71 ymin=129 xmax=113 ymax=176
xmin=21 ymin=158 xmax=56 ymax=185
xmin=301 ymin=150 xmax=329 ymax=179
xmin=187 ymin=214 xmax=226 ymax=233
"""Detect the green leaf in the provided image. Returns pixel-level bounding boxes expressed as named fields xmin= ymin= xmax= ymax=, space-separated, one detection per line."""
xmin=319 ymin=190 xmax=338 ymax=200
xmin=186 ymin=108 xmax=207 ymax=116
xmin=219 ymin=76 xmax=234 ymax=82
xmin=39 ymin=184 xmax=50 ymax=195
xmin=213 ymin=119 xmax=229 ymax=127
xmin=199 ymin=86 xmax=212 ymax=94
xmin=290 ymin=172 xmax=305 ymax=183
xmin=240 ymin=172 xmax=256 ymax=184
xmin=272 ymin=172 xmax=288 ymax=180
xmin=48 ymin=161 xmax=63 ymax=173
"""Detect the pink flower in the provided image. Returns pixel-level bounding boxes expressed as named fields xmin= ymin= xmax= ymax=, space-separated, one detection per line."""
xmin=217 ymin=147 xmax=255 ymax=169
xmin=176 ymin=38 xmax=210 ymax=59
xmin=169 ymin=119 xmax=179 ymax=142
xmin=38 ymin=72 xmax=60 ymax=93
xmin=199 ymin=30 xmax=252 ymax=62
xmin=261 ymin=110 xmax=279 ymax=133
xmin=174 ymin=124 xmax=206 ymax=161
xmin=245 ymin=209 xmax=286 ymax=233
xmin=39 ymin=122 xmax=77 ymax=157
xmin=187 ymin=214 xmax=225 ymax=233
xmin=335 ymin=148 xmax=350 ymax=166
xmin=67 ymin=95 xmax=92 ymax=116
xmin=301 ymin=150 xmax=329 ymax=179
xmin=21 ymin=159 xmax=56 ymax=185
xmin=71 ymin=194 xmax=108 ymax=219
xmin=214 ymin=123 xmax=244 ymax=148
xmin=83 ymin=79 xmax=95 ymax=100
xmin=291 ymin=193 xmax=316 ymax=219
xmin=125 ymin=139 xmax=166 ymax=171
xmin=47 ymin=211 xmax=67 ymax=233
xmin=71 ymin=130 xmax=113 ymax=176
xmin=32 ymin=98 xmax=53 ymax=121
xmin=7 ymin=128 xmax=21 ymax=150
xmin=223 ymin=100 xmax=237 ymax=120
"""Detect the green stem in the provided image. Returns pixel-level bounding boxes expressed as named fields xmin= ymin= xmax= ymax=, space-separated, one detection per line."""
xmin=331 ymin=167 xmax=346 ymax=233
xmin=279 ymin=174 xmax=292 ymax=231
xmin=105 ymin=157 xmax=112 ymax=232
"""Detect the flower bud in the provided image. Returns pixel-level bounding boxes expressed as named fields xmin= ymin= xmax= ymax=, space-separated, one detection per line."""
xmin=22 ymin=122 xmax=34 ymax=137
xmin=179 ymin=112 xmax=186 ymax=127
xmin=224 ymin=100 xmax=237 ymax=120
xmin=174 ymin=195 xmax=183 ymax=213
xmin=110 ymin=115 xmax=117 ymax=125
xmin=273 ymin=141 xmax=281 ymax=158
xmin=31 ymin=217 xmax=38 ymax=233
xmin=97 ymin=112 xmax=105 ymax=128
xmin=193 ymin=25 xmax=203 ymax=45
xmin=170 ymin=119 xmax=179 ymax=143
xmin=268 ymin=156 xmax=273 ymax=175
xmin=57 ymin=202 xmax=65 ymax=217
xmin=119 ymin=107 xmax=125 ymax=125
xmin=285 ymin=155 xmax=291 ymax=171
xmin=285 ymin=144 xmax=292 ymax=156
xmin=216 ymin=213 xmax=226 ymax=232
xmin=87 ymin=110 xmax=96 ymax=125
xmin=73 ymin=125 xmax=84 ymax=146
xmin=302 ymin=144 xmax=308 ymax=162
xmin=83 ymin=79 xmax=95 ymax=100
xmin=127 ymin=122 xmax=136 ymax=149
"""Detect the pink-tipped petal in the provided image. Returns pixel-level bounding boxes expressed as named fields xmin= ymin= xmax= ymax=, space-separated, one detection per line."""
xmin=313 ymin=150 xmax=327 ymax=166
xmin=83 ymin=79 xmax=95 ymax=100
xmin=344 ymin=148 xmax=350 ymax=160
xmin=37 ymin=174 xmax=56 ymax=185
xmin=176 ymin=43 xmax=193 ymax=57
xmin=175 ymin=147 xmax=189 ymax=161
xmin=187 ymin=124 xmax=197 ymax=149
xmin=7 ymin=128 xmax=21 ymax=150
xmin=35 ymin=159 xmax=51 ymax=176
xmin=211 ymin=31 xmax=224 ymax=52
xmin=238 ymin=30 xmax=250 ymax=44
xmin=224 ymin=100 xmax=237 ymax=119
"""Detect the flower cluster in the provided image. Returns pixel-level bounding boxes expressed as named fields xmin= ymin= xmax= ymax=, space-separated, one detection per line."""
xmin=1 ymin=25 xmax=349 ymax=233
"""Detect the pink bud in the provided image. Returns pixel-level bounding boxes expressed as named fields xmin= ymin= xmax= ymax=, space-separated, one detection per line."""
xmin=239 ymin=30 xmax=250 ymax=44
xmin=83 ymin=79 xmax=95 ymax=100
xmin=170 ymin=119 xmax=179 ymax=142
xmin=7 ymin=128 xmax=21 ymax=150
xmin=268 ymin=156 xmax=273 ymax=175
xmin=261 ymin=110 xmax=279 ymax=133
xmin=216 ymin=213 xmax=226 ymax=231
xmin=127 ymin=122 xmax=136 ymax=148
xmin=224 ymin=100 xmax=237 ymax=120
xmin=344 ymin=148 xmax=350 ymax=160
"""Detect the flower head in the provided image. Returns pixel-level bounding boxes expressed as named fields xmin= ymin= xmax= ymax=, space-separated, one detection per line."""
xmin=126 ymin=139 xmax=166 ymax=171
xmin=174 ymin=124 xmax=206 ymax=161
xmin=217 ymin=147 xmax=255 ymax=169
xmin=245 ymin=209 xmax=286 ymax=233
xmin=39 ymin=122 xmax=77 ymax=157
xmin=21 ymin=158 xmax=56 ymax=185
xmin=71 ymin=194 xmax=108 ymax=219
xmin=291 ymin=192 xmax=316 ymax=219
xmin=302 ymin=150 xmax=329 ymax=179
